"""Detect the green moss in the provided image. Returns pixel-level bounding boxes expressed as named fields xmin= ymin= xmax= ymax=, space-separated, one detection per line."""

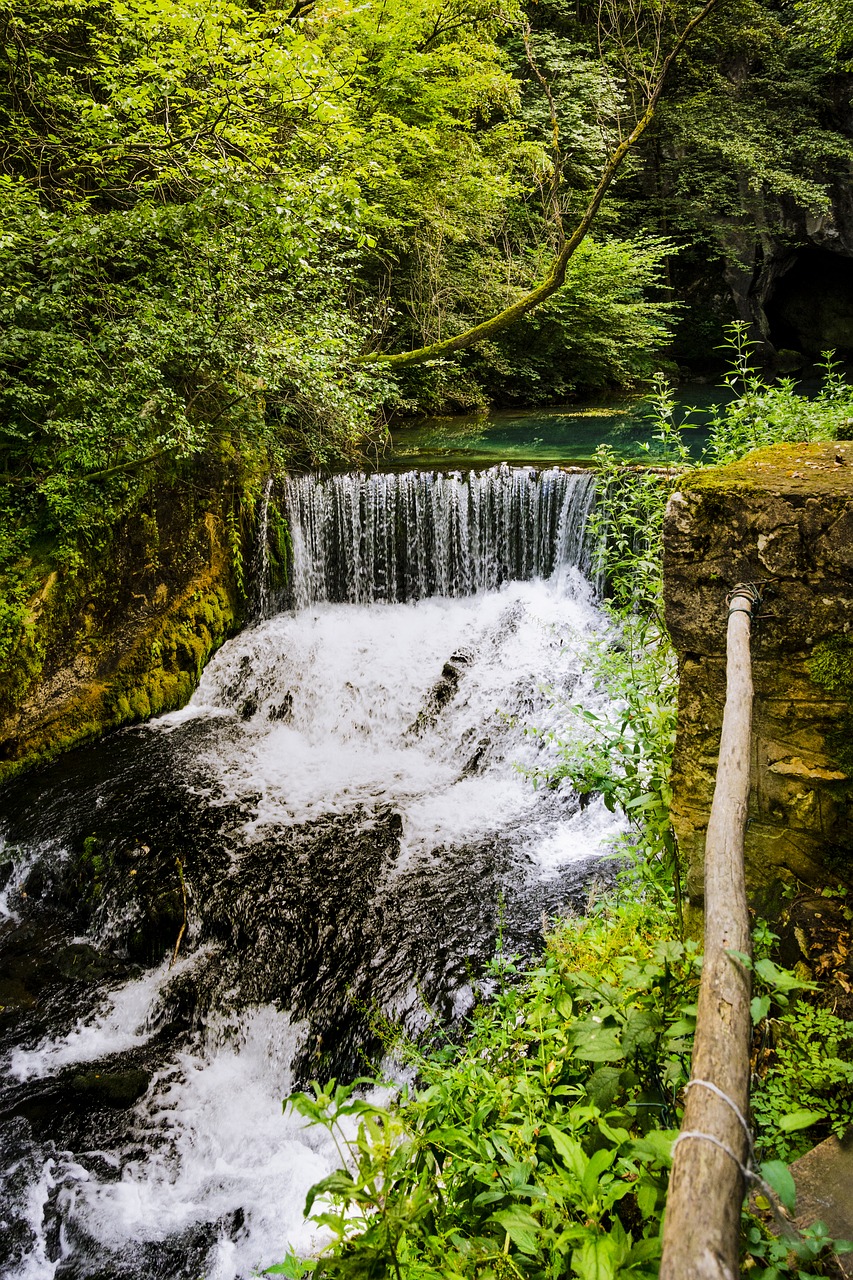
xmin=0 ymin=466 xmax=257 ymax=782
xmin=810 ymin=636 xmax=853 ymax=696
xmin=683 ymin=442 xmax=853 ymax=499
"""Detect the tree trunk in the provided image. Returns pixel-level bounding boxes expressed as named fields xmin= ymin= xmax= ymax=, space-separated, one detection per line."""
xmin=659 ymin=587 xmax=756 ymax=1280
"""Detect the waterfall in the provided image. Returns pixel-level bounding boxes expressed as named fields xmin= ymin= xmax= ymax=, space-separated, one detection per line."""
xmin=281 ymin=465 xmax=596 ymax=609
xmin=251 ymin=475 xmax=274 ymax=621
xmin=0 ymin=462 xmax=617 ymax=1280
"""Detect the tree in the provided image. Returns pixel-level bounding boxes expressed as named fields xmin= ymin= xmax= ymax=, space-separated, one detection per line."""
xmin=357 ymin=0 xmax=722 ymax=367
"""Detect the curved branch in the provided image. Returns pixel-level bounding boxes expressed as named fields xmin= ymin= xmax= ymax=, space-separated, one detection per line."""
xmin=357 ymin=0 xmax=720 ymax=369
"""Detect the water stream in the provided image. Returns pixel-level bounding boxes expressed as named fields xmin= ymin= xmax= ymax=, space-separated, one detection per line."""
xmin=0 ymin=466 xmax=620 ymax=1280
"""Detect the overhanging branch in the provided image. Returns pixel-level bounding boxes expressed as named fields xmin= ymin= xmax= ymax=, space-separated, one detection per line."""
xmin=356 ymin=0 xmax=720 ymax=369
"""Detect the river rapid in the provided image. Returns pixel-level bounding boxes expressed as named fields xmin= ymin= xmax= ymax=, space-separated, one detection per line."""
xmin=0 ymin=466 xmax=622 ymax=1280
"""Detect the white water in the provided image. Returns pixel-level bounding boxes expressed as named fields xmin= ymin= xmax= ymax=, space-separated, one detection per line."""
xmin=168 ymin=573 xmax=610 ymax=864
xmin=12 ymin=1009 xmax=346 ymax=1280
xmin=1 ymin=468 xmax=623 ymax=1280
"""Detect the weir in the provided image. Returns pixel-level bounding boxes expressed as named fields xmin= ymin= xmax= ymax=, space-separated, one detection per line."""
xmin=0 ymin=466 xmax=613 ymax=1280
xmin=280 ymin=466 xmax=597 ymax=609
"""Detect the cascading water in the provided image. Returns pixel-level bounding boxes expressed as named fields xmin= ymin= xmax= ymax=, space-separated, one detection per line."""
xmin=0 ymin=466 xmax=620 ymax=1280
xmin=251 ymin=475 xmax=274 ymax=621
xmin=280 ymin=465 xmax=597 ymax=608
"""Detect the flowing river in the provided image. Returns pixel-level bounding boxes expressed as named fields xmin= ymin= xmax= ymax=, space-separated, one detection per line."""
xmin=0 ymin=466 xmax=622 ymax=1280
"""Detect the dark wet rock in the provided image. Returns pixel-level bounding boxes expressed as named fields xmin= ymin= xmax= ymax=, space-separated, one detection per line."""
xmin=22 ymin=864 xmax=45 ymax=900
xmin=55 ymin=943 xmax=129 ymax=984
xmin=239 ymin=694 xmax=258 ymax=720
xmin=461 ymin=738 xmax=490 ymax=776
xmin=55 ymin=1213 xmax=231 ymax=1280
xmin=0 ymin=1117 xmax=61 ymax=1274
xmin=268 ymin=691 xmax=293 ymax=721
xmin=408 ymin=653 xmax=469 ymax=735
xmin=69 ymin=1068 xmax=150 ymax=1107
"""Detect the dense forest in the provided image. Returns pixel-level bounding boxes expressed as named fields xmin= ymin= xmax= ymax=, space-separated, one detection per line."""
xmin=2 ymin=0 xmax=853 ymax=568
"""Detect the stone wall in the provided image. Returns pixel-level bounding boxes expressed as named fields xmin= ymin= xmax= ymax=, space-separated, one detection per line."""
xmin=664 ymin=441 xmax=853 ymax=914
xmin=0 ymin=468 xmax=250 ymax=783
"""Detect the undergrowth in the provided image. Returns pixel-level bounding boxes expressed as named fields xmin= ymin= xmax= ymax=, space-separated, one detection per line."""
xmin=273 ymin=332 xmax=853 ymax=1280
xmin=274 ymin=903 xmax=850 ymax=1280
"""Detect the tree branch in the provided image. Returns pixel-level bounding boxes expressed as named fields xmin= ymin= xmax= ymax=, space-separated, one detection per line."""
xmin=357 ymin=0 xmax=720 ymax=368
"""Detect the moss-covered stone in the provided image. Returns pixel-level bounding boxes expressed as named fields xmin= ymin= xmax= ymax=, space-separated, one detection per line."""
xmin=664 ymin=442 xmax=853 ymax=909
xmin=0 ymin=463 xmax=259 ymax=782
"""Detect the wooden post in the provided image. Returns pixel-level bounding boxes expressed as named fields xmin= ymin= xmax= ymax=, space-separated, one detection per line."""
xmin=660 ymin=585 xmax=758 ymax=1280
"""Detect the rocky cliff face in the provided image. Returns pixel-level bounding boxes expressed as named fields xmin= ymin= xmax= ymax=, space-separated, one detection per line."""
xmin=725 ymin=180 xmax=853 ymax=363
xmin=0 ymin=470 xmax=251 ymax=783
xmin=664 ymin=442 xmax=853 ymax=914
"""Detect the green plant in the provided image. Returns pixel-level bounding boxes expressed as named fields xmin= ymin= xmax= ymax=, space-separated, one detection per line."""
xmin=280 ymin=898 xmax=698 ymax=1280
xmin=277 ymin=901 xmax=853 ymax=1279
xmin=752 ymin=1002 xmax=853 ymax=1162
xmin=705 ymin=326 xmax=853 ymax=466
xmin=527 ymin=381 xmax=692 ymax=917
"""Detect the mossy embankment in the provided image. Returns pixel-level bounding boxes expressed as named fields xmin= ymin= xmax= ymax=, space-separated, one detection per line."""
xmin=664 ymin=441 xmax=853 ymax=913
xmin=0 ymin=460 xmax=263 ymax=783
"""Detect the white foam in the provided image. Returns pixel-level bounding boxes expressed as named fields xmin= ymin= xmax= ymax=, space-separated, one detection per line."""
xmin=7 ymin=955 xmax=190 ymax=1082
xmin=165 ymin=580 xmax=608 ymax=862
xmin=5 ymin=1158 xmax=60 ymax=1280
xmin=0 ymin=837 xmax=64 ymax=923
xmin=528 ymin=796 xmax=625 ymax=877
xmin=56 ymin=1007 xmax=348 ymax=1279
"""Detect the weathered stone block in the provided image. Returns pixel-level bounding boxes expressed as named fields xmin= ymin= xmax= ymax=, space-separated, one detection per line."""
xmin=664 ymin=442 xmax=853 ymax=906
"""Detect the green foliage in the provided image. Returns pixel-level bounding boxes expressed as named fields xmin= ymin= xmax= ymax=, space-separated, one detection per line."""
xmin=280 ymin=904 xmax=853 ymax=1278
xmin=752 ymin=1002 xmax=853 ymax=1162
xmin=0 ymin=0 xmax=686 ymax=582
xmin=624 ymin=0 xmax=853 ymax=361
xmin=283 ymin=898 xmax=699 ymax=1280
xmin=466 ymin=238 xmax=678 ymax=404
xmin=809 ymin=637 xmax=853 ymax=697
xmin=796 ymin=0 xmax=853 ymax=64
xmin=704 ymin=327 xmax=853 ymax=466
xmin=527 ymin=377 xmax=691 ymax=912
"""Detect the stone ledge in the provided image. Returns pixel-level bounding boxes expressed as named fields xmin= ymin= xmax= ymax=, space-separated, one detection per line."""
xmin=664 ymin=443 xmax=853 ymax=907
xmin=665 ymin=442 xmax=853 ymax=658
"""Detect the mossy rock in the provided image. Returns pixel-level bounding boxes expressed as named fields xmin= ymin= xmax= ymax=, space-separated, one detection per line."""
xmin=0 ymin=462 xmax=262 ymax=781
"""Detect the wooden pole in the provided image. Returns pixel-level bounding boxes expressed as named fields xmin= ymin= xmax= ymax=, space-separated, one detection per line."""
xmin=660 ymin=585 xmax=758 ymax=1280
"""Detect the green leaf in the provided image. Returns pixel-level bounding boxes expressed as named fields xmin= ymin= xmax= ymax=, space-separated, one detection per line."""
xmin=490 ymin=1207 xmax=541 ymax=1256
xmin=778 ymin=1109 xmax=826 ymax=1132
xmin=573 ymin=1028 xmax=626 ymax=1062
xmin=759 ymin=1160 xmax=797 ymax=1214
xmin=582 ymin=1145 xmax=616 ymax=1200
xmin=571 ymin=1231 xmax=621 ymax=1279
xmin=750 ymin=994 xmax=771 ymax=1024
xmin=264 ymin=1256 xmax=318 ymax=1278
xmin=545 ymin=1124 xmax=586 ymax=1177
